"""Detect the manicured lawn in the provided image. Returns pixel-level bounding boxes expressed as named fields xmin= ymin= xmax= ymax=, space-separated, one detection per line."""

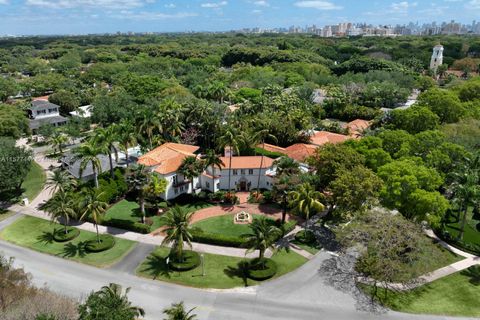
xmin=104 ymin=200 xmax=165 ymax=231
xmin=191 ymin=214 xmax=273 ymax=237
xmin=425 ymin=241 xmax=463 ymax=272
xmin=363 ymin=268 xmax=480 ymax=317
xmin=137 ymin=247 xmax=308 ymax=289
xmin=21 ymin=162 xmax=46 ymax=201
xmin=0 ymin=216 xmax=136 ymax=268
xmin=291 ymin=240 xmax=321 ymax=255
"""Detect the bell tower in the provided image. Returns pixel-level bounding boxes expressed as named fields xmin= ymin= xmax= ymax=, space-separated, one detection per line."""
xmin=430 ymin=44 xmax=444 ymax=72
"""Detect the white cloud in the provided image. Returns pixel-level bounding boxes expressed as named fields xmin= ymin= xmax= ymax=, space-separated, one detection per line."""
xmin=164 ymin=3 xmax=176 ymax=8
xmin=294 ymin=1 xmax=343 ymax=10
xmin=113 ymin=11 xmax=198 ymax=20
xmin=201 ymin=1 xmax=228 ymax=8
xmin=26 ymin=0 xmax=146 ymax=10
xmin=467 ymin=0 xmax=480 ymax=9
xmin=252 ymin=9 xmax=262 ymax=14
xmin=390 ymin=1 xmax=418 ymax=12
xmin=0 ymin=0 xmax=9 ymax=4
xmin=253 ymin=0 xmax=269 ymax=6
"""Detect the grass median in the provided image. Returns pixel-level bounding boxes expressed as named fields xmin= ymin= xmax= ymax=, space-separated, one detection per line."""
xmin=0 ymin=216 xmax=136 ymax=268
xmin=136 ymin=246 xmax=308 ymax=289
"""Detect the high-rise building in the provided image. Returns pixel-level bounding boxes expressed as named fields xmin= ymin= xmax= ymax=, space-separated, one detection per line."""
xmin=430 ymin=44 xmax=444 ymax=72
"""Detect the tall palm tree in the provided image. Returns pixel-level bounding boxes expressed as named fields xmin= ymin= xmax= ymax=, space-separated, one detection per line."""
xmin=274 ymin=156 xmax=301 ymax=177
xmin=80 ymin=191 xmax=108 ymax=243
xmin=93 ymin=125 xmax=118 ymax=179
xmin=139 ymin=108 xmax=163 ymax=150
xmin=289 ymin=183 xmax=325 ymax=231
xmin=255 ymin=128 xmax=277 ymax=192
xmin=117 ymin=119 xmax=137 ymax=168
xmin=79 ymin=283 xmax=145 ymax=319
xmin=46 ymin=169 xmax=77 ymax=195
xmin=161 ymin=206 xmax=194 ymax=262
xmin=71 ymin=141 xmax=103 ymax=188
xmin=202 ymin=149 xmax=224 ymax=193
xmin=178 ymin=156 xmax=204 ymax=195
xmin=49 ymin=134 xmax=68 ymax=156
xmin=272 ymin=174 xmax=300 ymax=224
xmin=244 ymin=217 xmax=281 ymax=260
xmin=163 ymin=302 xmax=197 ymax=320
xmin=41 ymin=190 xmax=76 ymax=234
xmin=219 ymin=127 xmax=240 ymax=191
xmin=450 ymin=169 xmax=479 ymax=240
xmin=127 ymin=165 xmax=149 ymax=224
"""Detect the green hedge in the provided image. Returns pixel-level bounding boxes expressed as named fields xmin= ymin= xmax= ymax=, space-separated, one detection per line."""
xmin=168 ymin=250 xmax=200 ymax=271
xmin=191 ymin=229 xmax=244 ymax=247
xmin=247 ymin=258 xmax=277 ymax=281
xmin=53 ymin=227 xmax=80 ymax=242
xmin=102 ymin=218 xmax=151 ymax=234
xmin=85 ymin=234 xmax=115 ymax=252
xmin=254 ymin=147 xmax=285 ymax=159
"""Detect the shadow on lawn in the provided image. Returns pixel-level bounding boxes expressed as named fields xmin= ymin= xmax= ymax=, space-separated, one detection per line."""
xmin=141 ymin=253 xmax=172 ymax=280
xmin=61 ymin=241 xmax=88 ymax=258
xmin=461 ymin=266 xmax=480 ymax=286
xmin=224 ymin=260 xmax=250 ymax=287
xmin=36 ymin=231 xmax=55 ymax=244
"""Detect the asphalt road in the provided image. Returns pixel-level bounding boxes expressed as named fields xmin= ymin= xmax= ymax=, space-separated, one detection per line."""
xmin=1 ymin=240 xmax=474 ymax=320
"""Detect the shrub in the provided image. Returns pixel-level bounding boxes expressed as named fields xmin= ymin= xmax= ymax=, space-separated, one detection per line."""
xmin=144 ymin=217 xmax=154 ymax=226
xmin=247 ymin=258 xmax=277 ymax=281
xmin=208 ymin=191 xmax=225 ymax=202
xmin=102 ymin=218 xmax=151 ymax=234
xmin=85 ymin=234 xmax=115 ymax=252
xmin=294 ymin=230 xmax=316 ymax=244
xmin=190 ymin=229 xmax=244 ymax=247
xmin=168 ymin=250 xmax=200 ymax=271
xmin=53 ymin=227 xmax=80 ymax=242
xmin=223 ymin=192 xmax=239 ymax=204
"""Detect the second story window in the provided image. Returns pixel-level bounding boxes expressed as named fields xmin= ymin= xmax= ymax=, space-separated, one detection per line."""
xmin=48 ymin=108 xmax=57 ymax=113
xmin=233 ymin=169 xmax=238 ymax=175
xmin=172 ymin=175 xmax=178 ymax=185
xmin=248 ymin=169 xmax=254 ymax=175
xmin=37 ymin=110 xmax=46 ymax=115
xmin=241 ymin=169 xmax=245 ymax=175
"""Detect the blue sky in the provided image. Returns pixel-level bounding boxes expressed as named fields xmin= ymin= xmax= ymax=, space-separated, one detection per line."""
xmin=0 ymin=0 xmax=479 ymax=35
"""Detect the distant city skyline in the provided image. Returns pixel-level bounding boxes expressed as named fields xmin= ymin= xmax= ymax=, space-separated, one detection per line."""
xmin=0 ymin=0 xmax=480 ymax=35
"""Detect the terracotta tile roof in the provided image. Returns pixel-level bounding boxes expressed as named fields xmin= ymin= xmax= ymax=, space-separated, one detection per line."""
xmin=284 ymin=144 xmax=318 ymax=162
xmin=257 ymin=143 xmax=286 ymax=154
xmin=219 ymin=156 xmax=275 ymax=169
xmin=33 ymin=95 xmax=50 ymax=101
xmin=345 ymin=119 xmax=372 ymax=138
xmin=310 ymin=131 xmax=350 ymax=146
xmin=137 ymin=143 xmax=199 ymax=175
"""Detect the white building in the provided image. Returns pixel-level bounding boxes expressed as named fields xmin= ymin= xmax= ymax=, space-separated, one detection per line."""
xmin=430 ymin=44 xmax=444 ymax=72
xmin=70 ymin=105 xmax=93 ymax=118
xmin=28 ymin=96 xmax=67 ymax=134
xmin=137 ymin=143 xmax=276 ymax=200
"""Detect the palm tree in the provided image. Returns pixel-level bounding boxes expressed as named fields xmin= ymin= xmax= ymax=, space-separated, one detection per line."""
xmin=178 ymin=156 xmax=204 ymax=195
xmin=71 ymin=141 xmax=103 ymax=188
xmin=41 ymin=190 xmax=76 ymax=234
xmin=49 ymin=134 xmax=68 ymax=156
xmin=117 ymin=119 xmax=137 ymax=168
xmin=161 ymin=206 xmax=194 ymax=262
xmin=46 ymin=169 xmax=77 ymax=195
xmin=219 ymin=127 xmax=240 ymax=191
xmin=274 ymin=156 xmax=301 ymax=177
xmin=450 ymin=169 xmax=479 ymax=240
xmin=163 ymin=302 xmax=197 ymax=320
xmin=255 ymin=128 xmax=277 ymax=193
xmin=127 ymin=165 xmax=149 ymax=224
xmin=139 ymin=108 xmax=163 ymax=150
xmin=80 ymin=283 xmax=145 ymax=319
xmin=244 ymin=217 xmax=281 ymax=260
xmin=272 ymin=174 xmax=300 ymax=224
xmin=93 ymin=125 xmax=118 ymax=179
xmin=289 ymin=183 xmax=325 ymax=231
xmin=201 ymin=149 xmax=224 ymax=193
xmin=80 ymin=191 xmax=108 ymax=243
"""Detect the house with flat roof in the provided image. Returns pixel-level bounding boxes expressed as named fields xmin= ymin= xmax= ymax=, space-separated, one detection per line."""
xmin=28 ymin=96 xmax=67 ymax=133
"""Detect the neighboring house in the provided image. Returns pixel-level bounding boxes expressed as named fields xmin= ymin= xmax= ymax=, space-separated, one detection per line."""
xmin=28 ymin=96 xmax=67 ymax=133
xmin=345 ymin=119 xmax=372 ymax=138
xmin=284 ymin=143 xmax=318 ymax=163
xmin=61 ymin=152 xmax=116 ymax=181
xmin=70 ymin=105 xmax=93 ymax=118
xmin=137 ymin=143 xmax=201 ymax=200
xmin=309 ymin=131 xmax=351 ymax=146
xmin=202 ymin=156 xmax=276 ymax=193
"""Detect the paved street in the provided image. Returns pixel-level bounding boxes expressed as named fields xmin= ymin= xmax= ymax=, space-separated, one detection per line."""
xmin=0 ymin=240 xmax=475 ymax=320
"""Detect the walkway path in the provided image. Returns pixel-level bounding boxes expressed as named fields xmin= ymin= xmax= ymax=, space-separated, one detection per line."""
xmin=109 ymin=242 xmax=156 ymax=274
